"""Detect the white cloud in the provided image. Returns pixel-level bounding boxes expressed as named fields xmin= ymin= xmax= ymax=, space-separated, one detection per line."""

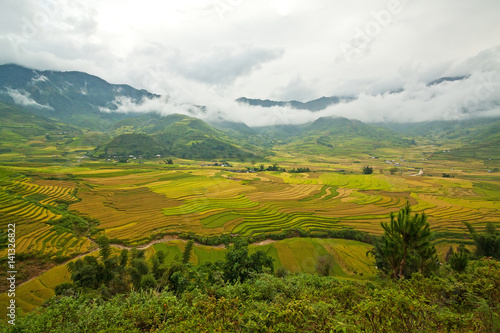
xmin=98 ymin=64 xmax=500 ymax=127
xmin=4 ymin=88 xmax=54 ymax=110
xmin=98 ymin=95 xmax=196 ymax=116
xmin=275 ymin=74 xmax=318 ymax=102
xmin=164 ymin=45 xmax=284 ymax=85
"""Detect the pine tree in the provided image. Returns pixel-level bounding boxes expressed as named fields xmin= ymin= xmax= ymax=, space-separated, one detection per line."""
xmin=464 ymin=222 xmax=500 ymax=259
xmin=182 ymin=240 xmax=194 ymax=264
xmin=362 ymin=166 xmax=374 ymax=174
xmin=445 ymin=246 xmax=454 ymax=262
xmin=381 ymin=202 xmax=433 ymax=278
xmin=449 ymin=245 xmax=469 ymax=273
xmin=97 ymin=235 xmax=111 ymax=261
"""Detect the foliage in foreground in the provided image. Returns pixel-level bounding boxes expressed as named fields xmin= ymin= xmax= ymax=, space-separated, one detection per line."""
xmin=464 ymin=222 xmax=500 ymax=259
xmin=63 ymin=238 xmax=274 ymax=299
xmin=2 ymin=259 xmax=499 ymax=332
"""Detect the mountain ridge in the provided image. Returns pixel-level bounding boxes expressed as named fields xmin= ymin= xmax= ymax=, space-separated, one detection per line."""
xmin=1 ymin=64 xmax=497 ymax=163
xmin=235 ymin=96 xmax=356 ymax=112
xmin=0 ymin=64 xmax=158 ymax=130
xmin=236 ymin=75 xmax=471 ymax=112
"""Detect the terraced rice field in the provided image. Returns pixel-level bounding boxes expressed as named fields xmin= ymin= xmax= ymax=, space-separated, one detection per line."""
xmin=1 ymin=163 xmax=498 ymax=257
xmin=0 ymin=263 xmax=71 ymax=318
xmin=0 ymin=175 xmax=91 ymax=258
xmin=63 ymin=167 xmax=500 ymax=243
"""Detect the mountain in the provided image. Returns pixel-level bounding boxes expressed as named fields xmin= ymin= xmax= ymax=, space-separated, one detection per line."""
xmin=208 ymin=120 xmax=278 ymax=154
xmin=236 ymin=76 xmax=472 ymax=113
xmin=372 ymin=117 xmax=500 ymax=162
xmin=2 ymin=64 xmax=495 ymax=162
xmin=235 ymin=96 xmax=355 ymax=112
xmin=372 ymin=117 xmax=500 ymax=142
xmin=208 ymin=120 xmax=255 ymax=137
xmin=275 ymin=116 xmax=416 ymax=157
xmin=0 ymin=101 xmax=78 ymax=136
xmin=427 ymin=75 xmax=470 ymax=86
xmin=0 ymin=101 xmax=83 ymax=161
xmin=0 ymin=64 xmax=158 ymax=130
xmin=93 ymin=114 xmax=258 ymax=160
xmin=306 ymin=117 xmax=414 ymax=145
xmin=94 ymin=133 xmax=164 ymax=159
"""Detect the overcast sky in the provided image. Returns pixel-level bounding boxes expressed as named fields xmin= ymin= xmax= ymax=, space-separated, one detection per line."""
xmin=1 ymin=0 xmax=500 ymax=125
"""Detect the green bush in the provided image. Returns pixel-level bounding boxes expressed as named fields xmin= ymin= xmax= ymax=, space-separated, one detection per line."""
xmin=3 ymin=262 xmax=500 ymax=332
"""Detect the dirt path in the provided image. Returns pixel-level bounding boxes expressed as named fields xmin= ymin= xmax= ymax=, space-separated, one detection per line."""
xmin=253 ymin=239 xmax=277 ymax=246
xmin=110 ymin=236 xmax=180 ymax=250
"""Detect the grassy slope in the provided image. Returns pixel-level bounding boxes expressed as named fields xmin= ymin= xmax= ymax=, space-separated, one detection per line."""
xmin=0 ymin=102 xmax=115 ymax=164
xmin=94 ymin=114 xmax=258 ymax=160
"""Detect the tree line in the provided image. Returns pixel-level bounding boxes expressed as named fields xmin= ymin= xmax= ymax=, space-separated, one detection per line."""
xmin=57 ymin=238 xmax=274 ymax=299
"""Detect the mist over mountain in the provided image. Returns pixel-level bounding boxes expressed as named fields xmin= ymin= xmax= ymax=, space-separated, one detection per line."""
xmin=235 ymin=96 xmax=356 ymax=112
xmin=235 ymin=75 xmax=477 ymax=113
xmin=0 ymin=64 xmax=157 ymax=130
xmin=1 ymin=64 xmax=500 ymax=129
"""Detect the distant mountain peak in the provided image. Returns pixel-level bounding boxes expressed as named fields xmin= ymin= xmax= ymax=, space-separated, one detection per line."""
xmin=236 ymin=95 xmax=356 ymax=112
xmin=237 ymin=74 xmax=472 ymax=113
xmin=426 ymin=75 xmax=470 ymax=86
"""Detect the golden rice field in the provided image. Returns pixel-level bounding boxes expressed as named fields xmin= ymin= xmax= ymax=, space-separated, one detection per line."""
xmin=0 ymin=160 xmax=498 ymax=317
xmin=0 ymin=175 xmax=93 ymax=259
xmin=59 ymin=166 xmax=500 ymax=244
xmin=0 ymin=263 xmax=71 ymax=318
xmin=2 ymin=163 xmax=498 ymax=250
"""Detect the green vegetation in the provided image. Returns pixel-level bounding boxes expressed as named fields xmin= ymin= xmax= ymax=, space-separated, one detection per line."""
xmin=181 ymin=240 xmax=194 ymax=264
xmin=464 ymin=222 xmax=500 ymax=259
xmin=362 ymin=166 xmax=374 ymax=174
xmin=223 ymin=239 xmax=274 ymax=283
xmin=53 ymin=237 xmax=276 ymax=302
xmin=375 ymin=203 xmax=436 ymax=279
xmin=288 ymin=167 xmax=310 ymax=173
xmin=449 ymin=245 xmax=469 ymax=273
xmin=2 ymin=259 xmax=499 ymax=332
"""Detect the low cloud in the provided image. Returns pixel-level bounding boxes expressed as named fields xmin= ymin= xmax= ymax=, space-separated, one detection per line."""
xmin=4 ymin=88 xmax=54 ymax=110
xmin=98 ymin=95 xmax=198 ymax=117
xmin=315 ymin=71 xmax=500 ymax=123
xmin=99 ymin=67 xmax=500 ymax=127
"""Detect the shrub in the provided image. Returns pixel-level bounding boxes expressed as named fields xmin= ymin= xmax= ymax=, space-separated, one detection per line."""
xmin=449 ymin=247 xmax=469 ymax=273
xmin=362 ymin=166 xmax=374 ymax=174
